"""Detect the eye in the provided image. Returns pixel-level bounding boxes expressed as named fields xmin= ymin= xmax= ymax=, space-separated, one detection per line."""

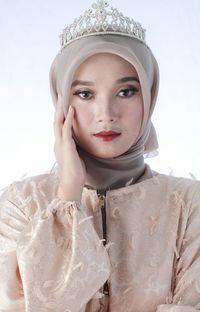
xmin=73 ymin=90 xmax=93 ymax=100
xmin=118 ymin=87 xmax=139 ymax=98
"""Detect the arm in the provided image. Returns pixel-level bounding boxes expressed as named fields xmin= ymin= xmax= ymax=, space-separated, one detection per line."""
xmin=0 ymin=184 xmax=27 ymax=311
xmin=156 ymin=184 xmax=200 ymax=312
xmin=0 ymin=182 xmax=111 ymax=312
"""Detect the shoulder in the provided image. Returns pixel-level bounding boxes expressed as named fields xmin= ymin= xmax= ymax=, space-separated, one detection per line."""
xmin=152 ymin=173 xmax=200 ymax=215
xmin=156 ymin=173 xmax=200 ymax=196
xmin=0 ymin=172 xmax=58 ymax=219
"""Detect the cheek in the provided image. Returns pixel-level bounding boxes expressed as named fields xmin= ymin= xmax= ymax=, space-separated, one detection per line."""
xmin=135 ymin=104 xmax=143 ymax=126
xmin=125 ymin=101 xmax=143 ymax=130
xmin=72 ymin=106 xmax=91 ymax=134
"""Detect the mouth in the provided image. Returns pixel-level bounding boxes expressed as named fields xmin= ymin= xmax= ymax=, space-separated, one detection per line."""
xmin=94 ymin=131 xmax=121 ymax=142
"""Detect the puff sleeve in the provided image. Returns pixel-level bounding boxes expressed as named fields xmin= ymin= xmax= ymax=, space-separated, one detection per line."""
xmin=0 ymin=181 xmax=111 ymax=312
xmin=0 ymin=184 xmax=27 ymax=311
xmin=156 ymin=185 xmax=200 ymax=311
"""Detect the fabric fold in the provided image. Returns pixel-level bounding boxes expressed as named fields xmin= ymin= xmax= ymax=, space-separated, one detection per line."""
xmin=0 ymin=181 xmax=111 ymax=311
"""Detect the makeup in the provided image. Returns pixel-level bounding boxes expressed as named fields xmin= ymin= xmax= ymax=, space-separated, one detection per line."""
xmin=94 ymin=131 xmax=121 ymax=142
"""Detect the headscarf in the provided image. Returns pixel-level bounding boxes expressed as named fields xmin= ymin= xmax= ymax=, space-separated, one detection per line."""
xmin=49 ymin=35 xmax=159 ymax=191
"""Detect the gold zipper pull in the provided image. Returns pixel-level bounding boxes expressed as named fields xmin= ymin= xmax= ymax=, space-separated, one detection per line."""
xmin=98 ymin=193 xmax=105 ymax=209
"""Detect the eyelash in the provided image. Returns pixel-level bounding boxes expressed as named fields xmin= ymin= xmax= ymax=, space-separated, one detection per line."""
xmin=118 ymin=87 xmax=138 ymax=97
xmin=73 ymin=87 xmax=139 ymax=100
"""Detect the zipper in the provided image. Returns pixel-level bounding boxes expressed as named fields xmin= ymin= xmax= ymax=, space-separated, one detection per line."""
xmin=97 ymin=189 xmax=109 ymax=296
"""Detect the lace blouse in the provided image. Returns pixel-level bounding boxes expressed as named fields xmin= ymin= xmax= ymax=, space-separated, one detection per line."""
xmin=0 ymin=172 xmax=200 ymax=311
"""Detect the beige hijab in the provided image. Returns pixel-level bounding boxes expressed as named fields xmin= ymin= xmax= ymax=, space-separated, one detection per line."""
xmin=49 ymin=35 xmax=159 ymax=191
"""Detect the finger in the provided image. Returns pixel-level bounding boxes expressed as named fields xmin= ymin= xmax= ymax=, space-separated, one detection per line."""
xmin=56 ymin=94 xmax=65 ymax=122
xmin=62 ymin=106 xmax=74 ymax=139
xmin=54 ymin=95 xmax=65 ymax=138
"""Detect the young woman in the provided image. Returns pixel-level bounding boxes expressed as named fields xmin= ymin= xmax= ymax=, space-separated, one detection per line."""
xmin=0 ymin=1 xmax=200 ymax=311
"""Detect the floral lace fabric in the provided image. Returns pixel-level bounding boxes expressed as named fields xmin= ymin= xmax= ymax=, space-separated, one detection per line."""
xmin=0 ymin=173 xmax=200 ymax=311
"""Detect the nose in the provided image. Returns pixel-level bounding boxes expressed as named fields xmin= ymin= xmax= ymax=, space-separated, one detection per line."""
xmin=94 ymin=97 xmax=118 ymax=123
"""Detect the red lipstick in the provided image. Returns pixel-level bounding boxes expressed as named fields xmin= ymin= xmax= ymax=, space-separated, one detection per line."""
xmin=94 ymin=131 xmax=121 ymax=141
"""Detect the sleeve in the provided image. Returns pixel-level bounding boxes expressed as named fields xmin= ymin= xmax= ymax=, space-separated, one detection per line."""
xmin=0 ymin=184 xmax=27 ymax=311
xmin=0 ymin=182 xmax=111 ymax=312
xmin=156 ymin=185 xmax=200 ymax=312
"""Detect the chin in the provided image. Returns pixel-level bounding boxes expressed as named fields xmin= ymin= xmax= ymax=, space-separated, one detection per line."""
xmin=89 ymin=148 xmax=124 ymax=159
xmin=77 ymin=140 xmax=128 ymax=158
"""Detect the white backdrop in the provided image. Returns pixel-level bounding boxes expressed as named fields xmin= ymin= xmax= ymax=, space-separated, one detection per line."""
xmin=0 ymin=0 xmax=200 ymax=189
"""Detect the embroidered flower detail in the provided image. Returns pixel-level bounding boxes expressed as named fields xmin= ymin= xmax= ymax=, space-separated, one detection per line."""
xmin=138 ymin=185 xmax=146 ymax=199
xmin=110 ymin=206 xmax=120 ymax=220
xmin=122 ymin=287 xmax=133 ymax=295
xmin=195 ymin=280 xmax=200 ymax=293
xmin=105 ymin=241 xmax=116 ymax=251
xmin=72 ymin=262 xmax=84 ymax=271
xmin=78 ymin=215 xmax=93 ymax=225
xmin=127 ymin=234 xmax=135 ymax=251
xmin=152 ymin=175 xmax=160 ymax=184
xmin=92 ymin=290 xmax=105 ymax=299
xmin=47 ymin=198 xmax=78 ymax=215
xmin=148 ymin=215 xmax=159 ymax=236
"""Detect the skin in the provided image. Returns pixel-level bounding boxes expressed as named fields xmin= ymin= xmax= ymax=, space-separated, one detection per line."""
xmin=54 ymin=53 xmax=144 ymax=201
xmin=69 ymin=53 xmax=144 ymax=159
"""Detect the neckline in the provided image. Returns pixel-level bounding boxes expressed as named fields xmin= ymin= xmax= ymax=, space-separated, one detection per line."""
xmin=83 ymin=172 xmax=165 ymax=198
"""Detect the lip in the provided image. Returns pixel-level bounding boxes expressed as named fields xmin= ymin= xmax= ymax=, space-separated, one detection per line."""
xmin=94 ymin=131 xmax=121 ymax=142
xmin=95 ymin=131 xmax=121 ymax=136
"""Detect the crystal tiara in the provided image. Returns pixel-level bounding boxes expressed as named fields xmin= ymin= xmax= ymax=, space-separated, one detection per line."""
xmin=59 ymin=0 xmax=146 ymax=50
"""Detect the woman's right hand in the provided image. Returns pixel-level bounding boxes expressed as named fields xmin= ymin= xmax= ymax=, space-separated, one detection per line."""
xmin=54 ymin=94 xmax=86 ymax=203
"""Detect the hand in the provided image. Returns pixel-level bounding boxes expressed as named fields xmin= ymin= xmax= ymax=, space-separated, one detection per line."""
xmin=54 ymin=94 xmax=86 ymax=203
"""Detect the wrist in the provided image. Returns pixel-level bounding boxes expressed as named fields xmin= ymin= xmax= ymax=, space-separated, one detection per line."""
xmin=57 ymin=185 xmax=83 ymax=203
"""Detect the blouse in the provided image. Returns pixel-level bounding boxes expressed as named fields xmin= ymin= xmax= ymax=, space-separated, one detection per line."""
xmin=0 ymin=171 xmax=200 ymax=311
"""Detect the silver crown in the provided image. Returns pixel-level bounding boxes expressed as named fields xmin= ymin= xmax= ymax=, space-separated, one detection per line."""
xmin=60 ymin=0 xmax=146 ymax=50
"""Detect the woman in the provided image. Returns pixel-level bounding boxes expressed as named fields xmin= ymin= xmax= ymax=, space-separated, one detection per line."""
xmin=0 ymin=1 xmax=200 ymax=311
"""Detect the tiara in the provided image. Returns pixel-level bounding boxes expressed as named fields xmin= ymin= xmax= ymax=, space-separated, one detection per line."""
xmin=60 ymin=0 xmax=146 ymax=50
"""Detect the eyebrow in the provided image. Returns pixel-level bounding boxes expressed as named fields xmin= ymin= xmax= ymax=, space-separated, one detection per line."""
xmin=71 ymin=76 xmax=140 ymax=87
xmin=116 ymin=76 xmax=140 ymax=84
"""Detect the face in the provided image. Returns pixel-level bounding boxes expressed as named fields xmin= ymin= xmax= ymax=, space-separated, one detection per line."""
xmin=69 ymin=53 xmax=143 ymax=159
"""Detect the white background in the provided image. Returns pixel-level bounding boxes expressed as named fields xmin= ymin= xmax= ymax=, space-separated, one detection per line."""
xmin=0 ymin=0 xmax=200 ymax=189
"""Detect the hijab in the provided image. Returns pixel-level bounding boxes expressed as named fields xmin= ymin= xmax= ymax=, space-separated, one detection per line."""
xmin=49 ymin=35 xmax=159 ymax=191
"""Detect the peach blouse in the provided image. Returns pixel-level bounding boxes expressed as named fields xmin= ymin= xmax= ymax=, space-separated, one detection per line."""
xmin=0 ymin=172 xmax=200 ymax=311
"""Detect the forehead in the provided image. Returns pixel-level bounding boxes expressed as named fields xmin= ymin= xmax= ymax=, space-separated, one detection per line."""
xmin=73 ymin=52 xmax=138 ymax=77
